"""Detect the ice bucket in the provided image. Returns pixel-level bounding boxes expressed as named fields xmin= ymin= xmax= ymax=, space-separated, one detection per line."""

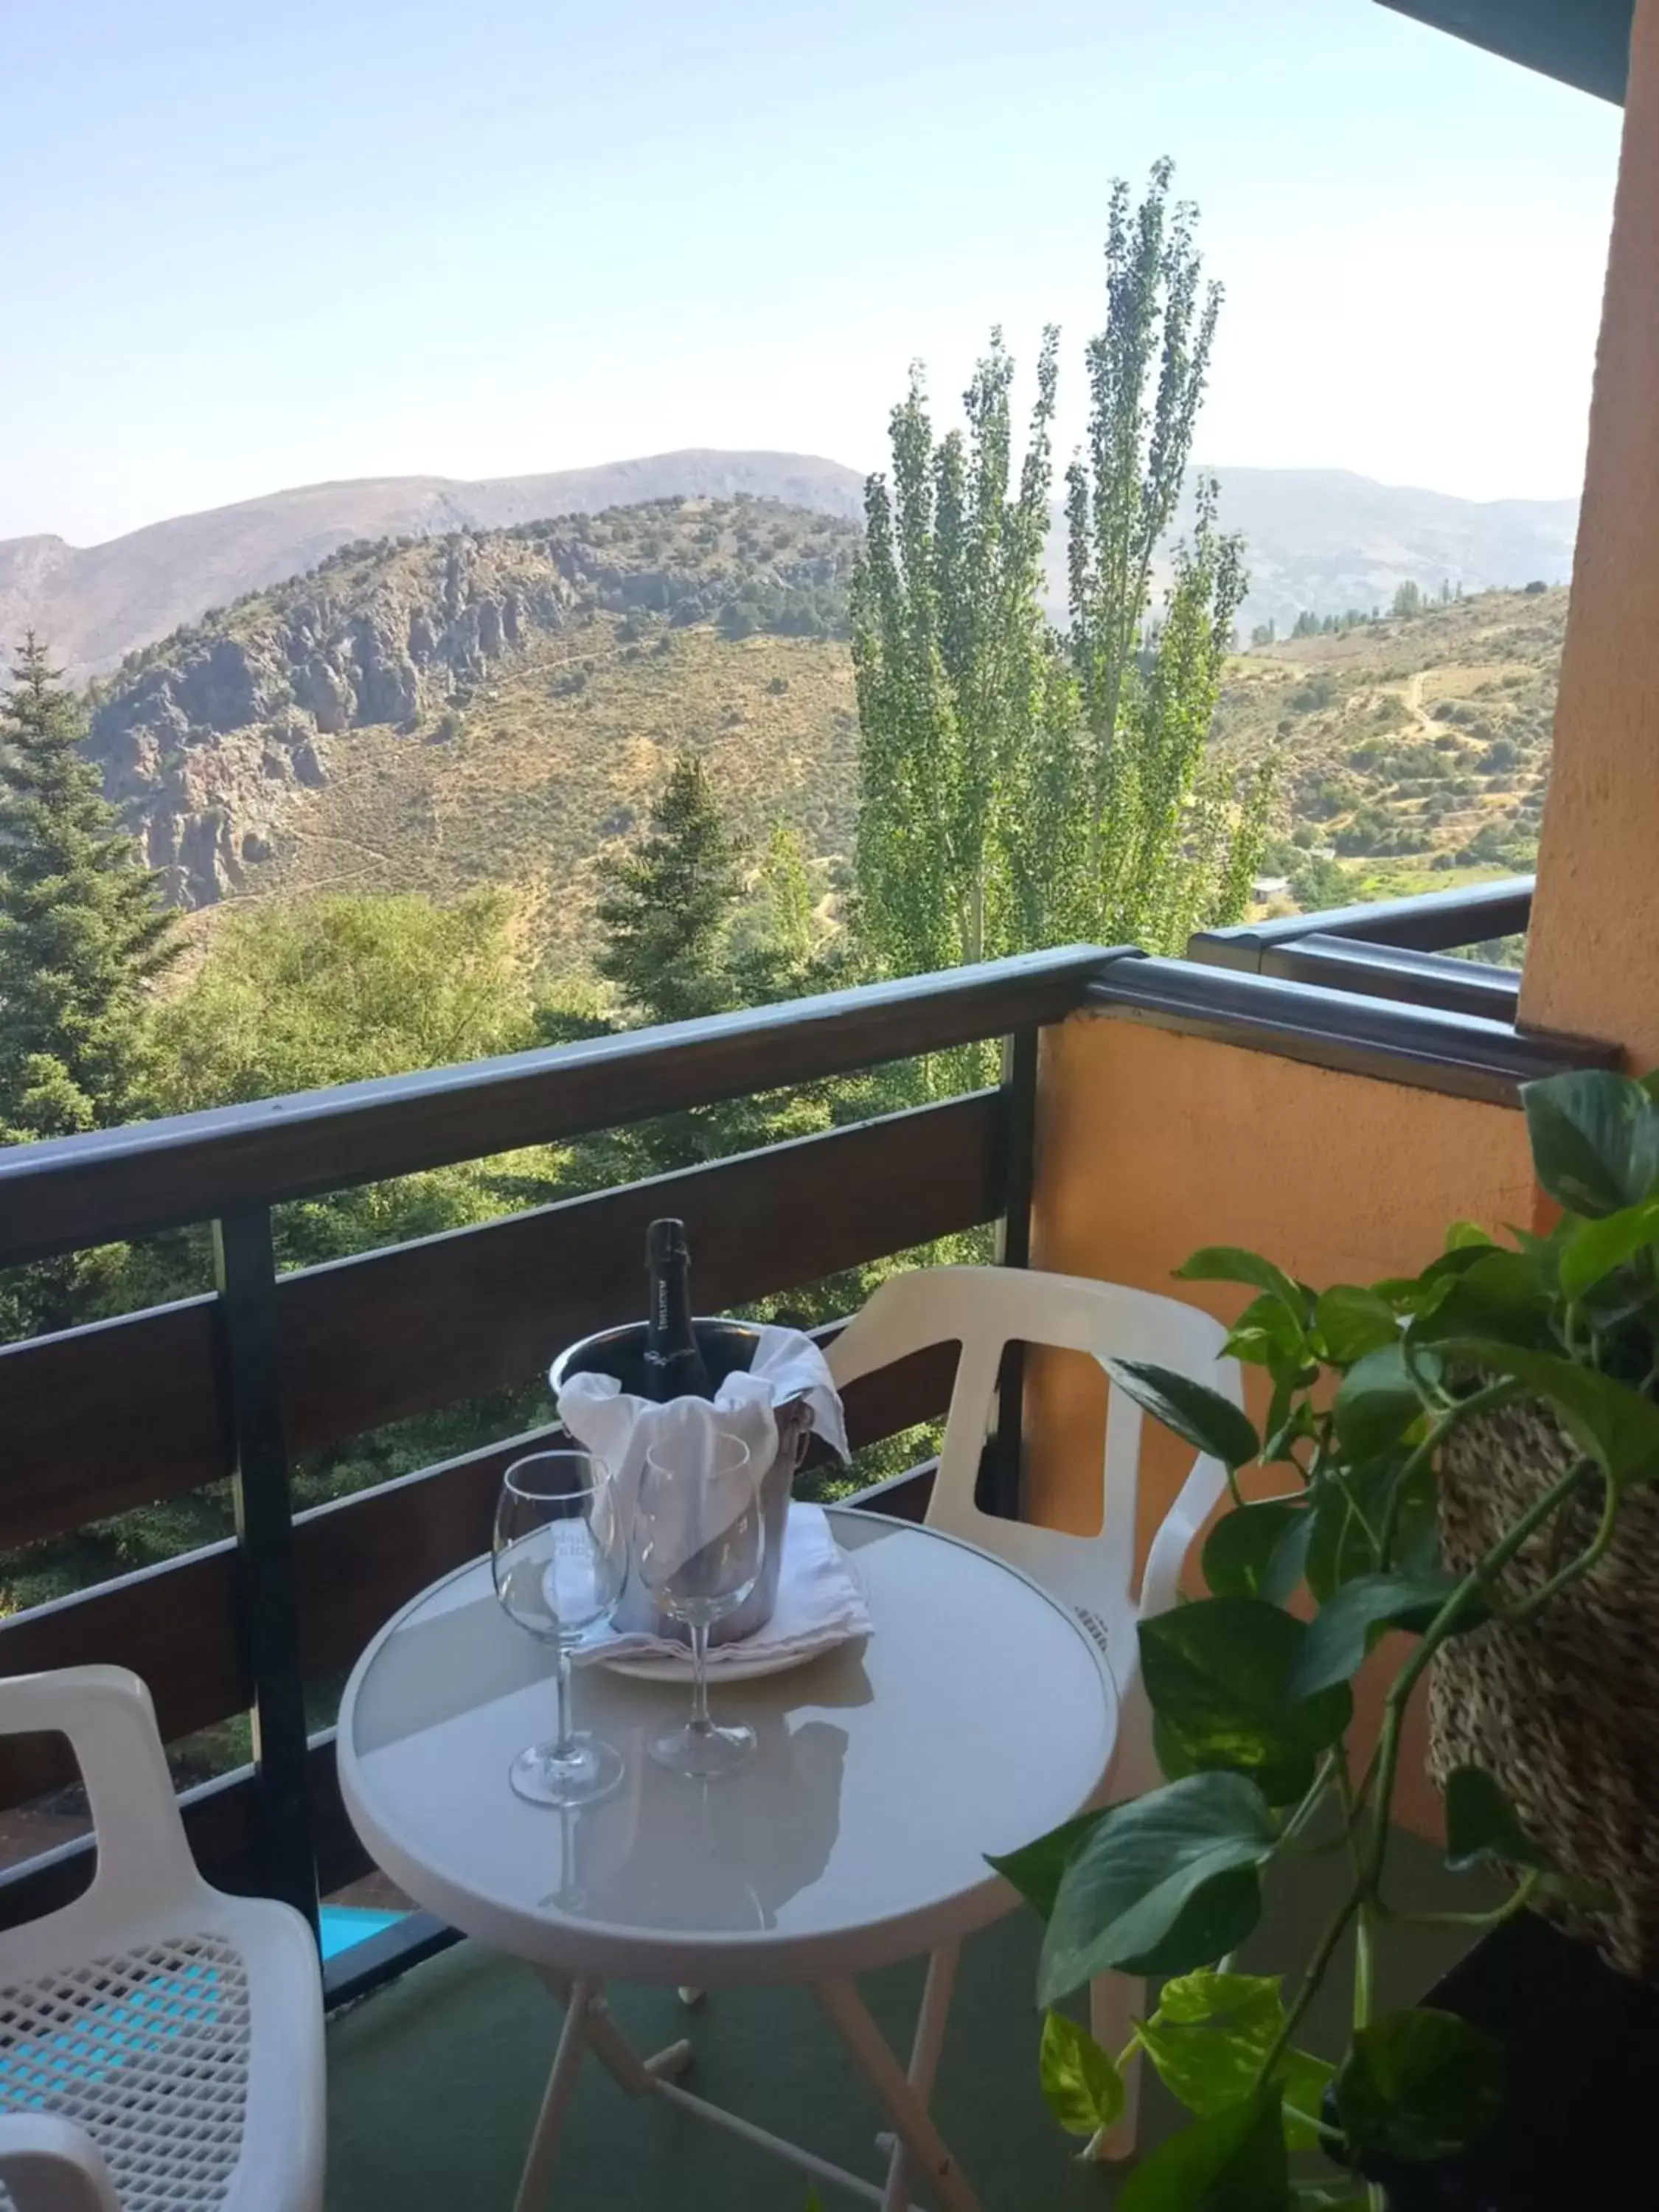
xmin=549 ymin=1319 xmax=814 ymax=1646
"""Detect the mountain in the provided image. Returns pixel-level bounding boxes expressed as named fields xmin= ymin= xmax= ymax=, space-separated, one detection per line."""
xmin=1220 ymin=582 xmax=1567 ymax=908
xmin=86 ymin=497 xmax=861 ymax=915
xmin=1196 ymin=467 xmax=1578 ymax=636
xmin=2 ymin=455 xmax=1578 ymax=686
xmin=0 ymin=452 xmax=866 ymax=684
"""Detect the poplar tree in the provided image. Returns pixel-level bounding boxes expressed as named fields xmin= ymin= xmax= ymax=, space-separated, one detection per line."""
xmin=851 ymin=163 xmax=1270 ymax=981
xmin=850 ymin=330 xmax=1059 ymax=978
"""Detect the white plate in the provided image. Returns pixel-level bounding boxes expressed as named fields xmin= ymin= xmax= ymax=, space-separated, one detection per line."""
xmin=589 ymin=1553 xmax=869 ymax=1684
xmin=596 ymin=1637 xmax=855 ymax=1685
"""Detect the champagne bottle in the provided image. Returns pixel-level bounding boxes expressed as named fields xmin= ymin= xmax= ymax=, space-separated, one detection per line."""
xmin=642 ymin=1217 xmax=712 ymax=1400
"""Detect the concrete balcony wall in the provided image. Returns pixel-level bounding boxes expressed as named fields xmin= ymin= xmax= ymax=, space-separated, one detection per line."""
xmin=1024 ymin=1014 xmax=1536 ymax=1837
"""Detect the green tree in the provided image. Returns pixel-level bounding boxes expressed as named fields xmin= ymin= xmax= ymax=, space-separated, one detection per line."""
xmin=0 ymin=636 xmax=177 ymax=1144
xmin=1051 ymin=161 xmax=1263 ymax=950
xmin=851 ymin=328 xmax=1060 ymax=978
xmin=0 ymin=636 xmax=179 ymax=1340
xmin=147 ymin=888 xmax=545 ymax=1274
xmin=850 ymin=163 xmax=1271 ymax=987
xmin=595 ymin=753 xmax=742 ymax=1026
xmin=1392 ymin=580 xmax=1425 ymax=618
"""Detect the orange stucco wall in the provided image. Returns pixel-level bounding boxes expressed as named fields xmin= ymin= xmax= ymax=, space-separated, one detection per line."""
xmin=1025 ymin=1014 xmax=1535 ymax=1837
xmin=1520 ymin=0 xmax=1659 ymax=1062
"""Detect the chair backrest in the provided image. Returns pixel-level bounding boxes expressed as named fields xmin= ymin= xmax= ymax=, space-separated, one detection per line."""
xmin=0 ymin=1666 xmax=209 ymax=1956
xmin=827 ymin=1265 xmax=1242 ymax=1625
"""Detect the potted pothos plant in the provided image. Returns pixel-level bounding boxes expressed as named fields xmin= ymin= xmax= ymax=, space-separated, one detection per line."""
xmin=992 ymin=1065 xmax=1659 ymax=2211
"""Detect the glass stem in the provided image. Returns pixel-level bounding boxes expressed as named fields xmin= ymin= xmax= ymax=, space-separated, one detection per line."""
xmin=552 ymin=1644 xmax=576 ymax=1759
xmin=689 ymin=1621 xmax=713 ymax=1736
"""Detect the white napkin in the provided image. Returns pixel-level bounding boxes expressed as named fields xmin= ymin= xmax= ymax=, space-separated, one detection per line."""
xmin=577 ymin=1503 xmax=871 ymax=1666
xmin=554 ymin=1324 xmax=849 ymax=1570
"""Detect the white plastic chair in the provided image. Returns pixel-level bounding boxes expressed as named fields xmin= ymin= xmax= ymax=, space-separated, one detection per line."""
xmin=0 ymin=1667 xmax=325 ymax=2212
xmin=828 ymin=1265 xmax=1243 ymax=2155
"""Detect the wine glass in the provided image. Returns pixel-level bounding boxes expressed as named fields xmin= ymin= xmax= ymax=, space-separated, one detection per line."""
xmin=635 ymin=1430 xmax=762 ymax=1778
xmin=492 ymin=1450 xmax=627 ymax=1806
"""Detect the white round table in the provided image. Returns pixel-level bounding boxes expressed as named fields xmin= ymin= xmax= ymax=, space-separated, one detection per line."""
xmin=338 ymin=1508 xmax=1116 ymax=2212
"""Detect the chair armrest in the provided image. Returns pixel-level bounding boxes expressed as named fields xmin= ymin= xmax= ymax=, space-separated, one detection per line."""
xmin=1138 ymin=1451 xmax=1228 ymax=1623
xmin=0 ymin=2116 xmax=119 ymax=2211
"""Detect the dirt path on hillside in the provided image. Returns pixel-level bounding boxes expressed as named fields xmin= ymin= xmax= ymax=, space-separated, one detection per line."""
xmin=1403 ymin=669 xmax=1439 ymax=737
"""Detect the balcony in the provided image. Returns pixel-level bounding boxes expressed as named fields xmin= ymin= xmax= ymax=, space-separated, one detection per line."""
xmin=0 ymin=869 xmax=1621 ymax=2207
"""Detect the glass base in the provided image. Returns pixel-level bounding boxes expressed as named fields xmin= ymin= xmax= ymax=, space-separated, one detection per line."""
xmin=650 ymin=1717 xmax=757 ymax=1780
xmin=508 ymin=1733 xmax=625 ymax=1807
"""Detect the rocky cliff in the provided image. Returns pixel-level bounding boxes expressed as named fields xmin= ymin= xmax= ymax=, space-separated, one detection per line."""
xmin=85 ymin=498 xmax=856 ymax=907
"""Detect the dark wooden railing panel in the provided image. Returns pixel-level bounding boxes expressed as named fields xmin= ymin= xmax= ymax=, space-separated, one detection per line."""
xmin=281 ymin=1091 xmax=1002 ymax=1455
xmin=0 ymin=1737 xmax=349 ymax=1934
xmin=292 ymin=1336 xmax=959 ymax=1683
xmin=0 ymin=945 xmax=1109 ymax=1267
xmin=0 ymin=1324 xmax=956 ymax=1812
xmin=0 ymin=1297 xmax=225 ymax=1547
xmin=0 ymin=1544 xmax=242 ymax=1809
xmin=0 ymin=1095 xmax=998 ymax=1551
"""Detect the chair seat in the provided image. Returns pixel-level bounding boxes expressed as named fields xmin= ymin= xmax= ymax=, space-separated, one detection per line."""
xmin=0 ymin=1929 xmax=253 ymax=2212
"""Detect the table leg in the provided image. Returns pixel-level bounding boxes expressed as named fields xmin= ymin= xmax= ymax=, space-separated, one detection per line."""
xmin=532 ymin=1968 xmax=694 ymax=2097
xmin=880 ymin=1942 xmax=959 ymax=2212
xmin=513 ymin=1975 xmax=597 ymax=2212
xmin=815 ymin=1971 xmax=981 ymax=2212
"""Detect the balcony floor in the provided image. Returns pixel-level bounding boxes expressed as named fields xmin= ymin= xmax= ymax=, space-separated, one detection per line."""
xmin=324 ymin=1826 xmax=1482 ymax=2210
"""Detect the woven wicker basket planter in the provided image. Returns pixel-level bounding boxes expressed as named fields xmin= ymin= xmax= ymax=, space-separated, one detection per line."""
xmin=1429 ymin=1398 xmax=1659 ymax=1982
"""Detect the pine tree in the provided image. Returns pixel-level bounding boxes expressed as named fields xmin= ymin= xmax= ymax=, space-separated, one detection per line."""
xmin=0 ymin=635 xmax=179 ymax=1341
xmin=0 ymin=635 xmax=178 ymax=1144
xmin=594 ymin=753 xmax=742 ymax=1026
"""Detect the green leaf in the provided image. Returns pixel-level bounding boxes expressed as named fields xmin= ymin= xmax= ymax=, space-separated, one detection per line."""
xmin=1040 ymin=2010 xmax=1125 ymax=2135
xmin=1387 ymin=1455 xmax=1442 ymax=1576
xmin=1332 ymin=1343 xmax=1425 ymax=1461
xmin=1202 ymin=1502 xmax=1305 ymax=1600
xmin=1136 ymin=1971 xmax=1286 ymax=2119
xmin=1107 ymin=1360 xmax=1260 ymax=1471
xmin=1313 ymin=1285 xmax=1399 ymax=1366
xmin=1444 ymin=1220 xmax=1497 ymax=1252
xmin=1118 ymin=2086 xmax=1290 ymax=2212
xmin=1289 ymin=1571 xmax=1471 ymax=1698
xmin=1225 ymin=1293 xmax=1314 ymax=1380
xmin=1176 ymin=1246 xmax=1305 ymax=1317
xmin=987 ymin=1807 xmax=1105 ymax=1920
xmin=1523 ymin=1068 xmax=1659 ymax=1220
xmin=1443 ymin=1766 xmax=1553 ymax=1877
xmin=1262 ymin=1394 xmax=1316 ymax=1467
xmin=1559 ymin=1200 xmax=1659 ymax=1302
xmin=1334 ymin=2008 xmax=1503 ymax=2163
xmin=1302 ymin=1475 xmax=1380 ymax=1604
xmin=1278 ymin=2048 xmax=1337 ymax=2154
xmin=1439 ymin=1338 xmax=1659 ymax=1489
xmin=1140 ymin=1600 xmax=1354 ymax=1804
xmin=1038 ymin=1773 xmax=1276 ymax=2001
xmin=1411 ymin=1249 xmax=1556 ymax=1352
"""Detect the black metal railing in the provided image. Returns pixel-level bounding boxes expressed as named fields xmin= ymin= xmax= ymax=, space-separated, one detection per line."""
xmin=1187 ymin=876 xmax=1534 ymax=1018
xmin=0 ymin=898 xmax=1611 ymax=2007
xmin=0 ymin=946 xmax=1109 ymax=1993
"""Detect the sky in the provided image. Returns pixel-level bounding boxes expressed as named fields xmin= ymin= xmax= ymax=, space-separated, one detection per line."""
xmin=0 ymin=0 xmax=1626 ymax=546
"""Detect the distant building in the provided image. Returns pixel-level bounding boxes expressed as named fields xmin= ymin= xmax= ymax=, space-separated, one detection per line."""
xmin=1251 ymin=875 xmax=1291 ymax=901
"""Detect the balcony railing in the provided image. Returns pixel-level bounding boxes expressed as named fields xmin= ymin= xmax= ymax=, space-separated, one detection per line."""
xmin=0 ymin=893 xmax=1610 ymax=2006
xmin=1188 ymin=874 xmax=1534 ymax=1019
